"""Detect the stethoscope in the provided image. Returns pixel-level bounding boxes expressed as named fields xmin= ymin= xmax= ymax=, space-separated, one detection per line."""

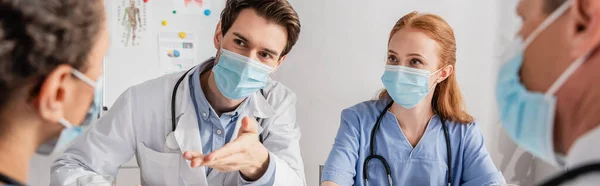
xmin=540 ymin=162 xmax=600 ymax=186
xmin=165 ymin=67 xmax=197 ymax=150
xmin=163 ymin=66 xmax=266 ymax=150
xmin=363 ymin=101 xmax=452 ymax=186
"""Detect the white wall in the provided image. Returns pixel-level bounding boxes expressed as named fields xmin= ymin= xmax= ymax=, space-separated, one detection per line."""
xmin=276 ymin=0 xmax=536 ymax=185
xmin=103 ymin=0 xmax=224 ymax=107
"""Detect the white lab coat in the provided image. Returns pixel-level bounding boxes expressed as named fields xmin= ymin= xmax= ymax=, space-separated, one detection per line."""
xmin=50 ymin=64 xmax=306 ymax=186
xmin=560 ymin=126 xmax=600 ymax=186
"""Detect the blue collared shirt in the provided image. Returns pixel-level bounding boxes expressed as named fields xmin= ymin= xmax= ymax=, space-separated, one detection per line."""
xmin=322 ymin=99 xmax=506 ymax=186
xmin=188 ymin=61 xmax=276 ymax=185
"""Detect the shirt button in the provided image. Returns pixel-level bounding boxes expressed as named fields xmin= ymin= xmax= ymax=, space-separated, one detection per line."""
xmin=216 ymin=129 xmax=222 ymax=135
xmin=202 ymin=112 xmax=207 ymax=118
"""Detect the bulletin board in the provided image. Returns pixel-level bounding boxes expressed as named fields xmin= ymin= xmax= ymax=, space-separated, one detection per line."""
xmin=103 ymin=0 xmax=224 ymax=108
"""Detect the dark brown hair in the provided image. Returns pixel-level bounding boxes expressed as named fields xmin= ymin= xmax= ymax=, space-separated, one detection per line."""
xmin=0 ymin=0 xmax=104 ymax=110
xmin=220 ymin=0 xmax=301 ymax=57
xmin=379 ymin=12 xmax=474 ymax=124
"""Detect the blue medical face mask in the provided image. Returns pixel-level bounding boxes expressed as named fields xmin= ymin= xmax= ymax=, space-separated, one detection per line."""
xmin=496 ymin=0 xmax=588 ymax=166
xmin=212 ymin=48 xmax=274 ymax=100
xmin=381 ymin=65 xmax=443 ymax=109
xmin=36 ymin=69 xmax=103 ymax=155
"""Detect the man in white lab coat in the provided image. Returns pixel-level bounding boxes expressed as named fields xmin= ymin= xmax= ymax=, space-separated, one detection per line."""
xmin=496 ymin=0 xmax=600 ymax=185
xmin=50 ymin=0 xmax=305 ymax=185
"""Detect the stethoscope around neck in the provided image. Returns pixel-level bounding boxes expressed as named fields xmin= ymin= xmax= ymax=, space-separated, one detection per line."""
xmin=163 ymin=66 xmax=267 ymax=150
xmin=164 ymin=67 xmax=197 ymax=150
xmin=363 ymin=101 xmax=452 ymax=186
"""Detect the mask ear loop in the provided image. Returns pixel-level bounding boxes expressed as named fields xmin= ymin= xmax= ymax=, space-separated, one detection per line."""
xmin=218 ymin=39 xmax=225 ymax=56
xmin=499 ymin=0 xmax=572 ymax=67
xmin=512 ymin=0 xmax=575 ymax=96
xmin=433 ymin=65 xmax=449 ymax=81
xmin=522 ymin=0 xmax=574 ymax=49
xmin=71 ymin=70 xmax=97 ymax=88
xmin=215 ymin=34 xmax=226 ymax=62
xmin=537 ymin=0 xmax=588 ymax=96
xmin=546 ymin=52 xmax=591 ymax=96
xmin=58 ymin=118 xmax=74 ymax=128
xmin=428 ymin=65 xmax=448 ymax=92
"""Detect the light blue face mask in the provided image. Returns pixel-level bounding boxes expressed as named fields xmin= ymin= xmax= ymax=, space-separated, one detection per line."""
xmin=36 ymin=69 xmax=103 ymax=155
xmin=381 ymin=65 xmax=442 ymax=109
xmin=212 ymin=48 xmax=274 ymax=100
xmin=496 ymin=0 xmax=588 ymax=166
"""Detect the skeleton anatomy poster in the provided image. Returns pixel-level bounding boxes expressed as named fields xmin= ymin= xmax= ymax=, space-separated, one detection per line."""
xmin=112 ymin=0 xmax=151 ymax=48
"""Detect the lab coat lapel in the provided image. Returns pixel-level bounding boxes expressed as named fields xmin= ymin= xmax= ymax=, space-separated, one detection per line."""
xmin=172 ymin=66 xmax=208 ymax=185
xmin=173 ymin=66 xmax=202 ymax=159
xmin=174 ymin=105 xmax=202 ymax=160
xmin=229 ymin=92 xmax=271 ymax=142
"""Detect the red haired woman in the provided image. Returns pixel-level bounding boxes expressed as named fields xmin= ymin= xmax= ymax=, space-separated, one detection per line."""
xmin=321 ymin=12 xmax=506 ymax=186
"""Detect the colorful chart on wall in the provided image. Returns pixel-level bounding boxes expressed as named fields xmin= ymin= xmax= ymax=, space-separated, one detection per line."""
xmin=112 ymin=0 xmax=151 ymax=48
xmin=158 ymin=31 xmax=198 ymax=75
xmin=174 ymin=0 xmax=212 ymax=16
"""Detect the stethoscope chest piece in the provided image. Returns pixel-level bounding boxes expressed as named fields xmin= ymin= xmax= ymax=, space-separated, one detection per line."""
xmin=165 ymin=132 xmax=179 ymax=150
